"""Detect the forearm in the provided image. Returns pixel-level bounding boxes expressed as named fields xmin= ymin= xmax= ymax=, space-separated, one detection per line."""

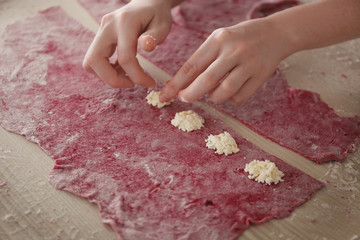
xmin=268 ymin=0 xmax=360 ymax=55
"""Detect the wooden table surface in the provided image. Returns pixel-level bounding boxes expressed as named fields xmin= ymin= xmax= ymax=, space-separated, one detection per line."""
xmin=0 ymin=1 xmax=359 ymax=239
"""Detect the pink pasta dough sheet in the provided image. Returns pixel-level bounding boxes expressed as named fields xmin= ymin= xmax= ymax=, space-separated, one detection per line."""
xmin=172 ymin=0 xmax=298 ymax=33
xmin=79 ymin=0 xmax=360 ymax=163
xmin=214 ymin=75 xmax=360 ymax=163
xmin=0 ymin=7 xmax=323 ymax=240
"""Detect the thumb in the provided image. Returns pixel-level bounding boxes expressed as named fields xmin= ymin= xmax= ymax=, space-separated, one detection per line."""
xmin=139 ymin=21 xmax=171 ymax=52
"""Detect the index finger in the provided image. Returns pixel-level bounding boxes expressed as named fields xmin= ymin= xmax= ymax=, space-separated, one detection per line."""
xmin=159 ymin=39 xmax=218 ymax=103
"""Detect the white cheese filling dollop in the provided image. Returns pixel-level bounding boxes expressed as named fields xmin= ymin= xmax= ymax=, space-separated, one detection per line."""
xmin=171 ymin=110 xmax=205 ymax=132
xmin=205 ymin=131 xmax=239 ymax=155
xmin=244 ymin=159 xmax=284 ymax=185
xmin=146 ymin=91 xmax=173 ymax=108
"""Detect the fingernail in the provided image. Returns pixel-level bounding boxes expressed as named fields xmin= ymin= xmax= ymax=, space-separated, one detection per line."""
xmin=142 ymin=34 xmax=157 ymax=46
xmin=143 ymin=34 xmax=157 ymax=42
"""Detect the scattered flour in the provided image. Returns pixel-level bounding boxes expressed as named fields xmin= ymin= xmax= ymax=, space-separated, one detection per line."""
xmin=146 ymin=91 xmax=173 ymax=108
xmin=205 ymin=132 xmax=239 ymax=155
xmin=171 ymin=110 xmax=204 ymax=132
xmin=244 ymin=159 xmax=284 ymax=185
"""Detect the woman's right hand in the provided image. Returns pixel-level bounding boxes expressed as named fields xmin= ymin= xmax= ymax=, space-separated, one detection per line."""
xmin=83 ymin=0 xmax=176 ymax=88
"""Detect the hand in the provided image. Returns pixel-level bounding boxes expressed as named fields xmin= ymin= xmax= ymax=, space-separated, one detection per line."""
xmin=160 ymin=18 xmax=293 ymax=104
xmin=83 ymin=0 xmax=174 ymax=88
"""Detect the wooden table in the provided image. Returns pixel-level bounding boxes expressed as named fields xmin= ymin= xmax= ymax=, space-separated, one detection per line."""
xmin=1 ymin=1 xmax=359 ymax=239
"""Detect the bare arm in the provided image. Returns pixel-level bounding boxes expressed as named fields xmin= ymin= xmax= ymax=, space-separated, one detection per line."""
xmin=160 ymin=0 xmax=360 ymax=104
xmin=272 ymin=0 xmax=360 ymax=52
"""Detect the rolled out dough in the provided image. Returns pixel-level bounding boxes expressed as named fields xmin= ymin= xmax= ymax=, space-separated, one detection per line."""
xmin=79 ymin=0 xmax=360 ymax=163
xmin=0 ymin=7 xmax=323 ymax=240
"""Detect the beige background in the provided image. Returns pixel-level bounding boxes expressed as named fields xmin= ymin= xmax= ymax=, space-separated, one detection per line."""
xmin=0 ymin=0 xmax=359 ymax=239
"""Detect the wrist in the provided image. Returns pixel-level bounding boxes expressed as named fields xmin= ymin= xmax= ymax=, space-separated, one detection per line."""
xmin=265 ymin=13 xmax=301 ymax=59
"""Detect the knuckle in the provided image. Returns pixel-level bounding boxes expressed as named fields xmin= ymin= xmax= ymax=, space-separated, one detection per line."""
xmin=221 ymin=81 xmax=237 ymax=96
xmin=180 ymin=61 xmax=198 ymax=79
xmin=100 ymin=13 xmax=114 ymax=27
xmin=202 ymin=73 xmax=218 ymax=88
xmin=211 ymin=28 xmax=232 ymax=43
xmin=115 ymin=10 xmax=131 ymax=23
xmin=101 ymin=9 xmax=132 ymax=29
xmin=165 ymin=80 xmax=179 ymax=95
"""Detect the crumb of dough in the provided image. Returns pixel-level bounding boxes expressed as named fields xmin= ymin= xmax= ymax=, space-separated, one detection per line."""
xmin=171 ymin=110 xmax=204 ymax=132
xmin=205 ymin=131 xmax=239 ymax=155
xmin=146 ymin=91 xmax=173 ymax=108
xmin=244 ymin=159 xmax=284 ymax=185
